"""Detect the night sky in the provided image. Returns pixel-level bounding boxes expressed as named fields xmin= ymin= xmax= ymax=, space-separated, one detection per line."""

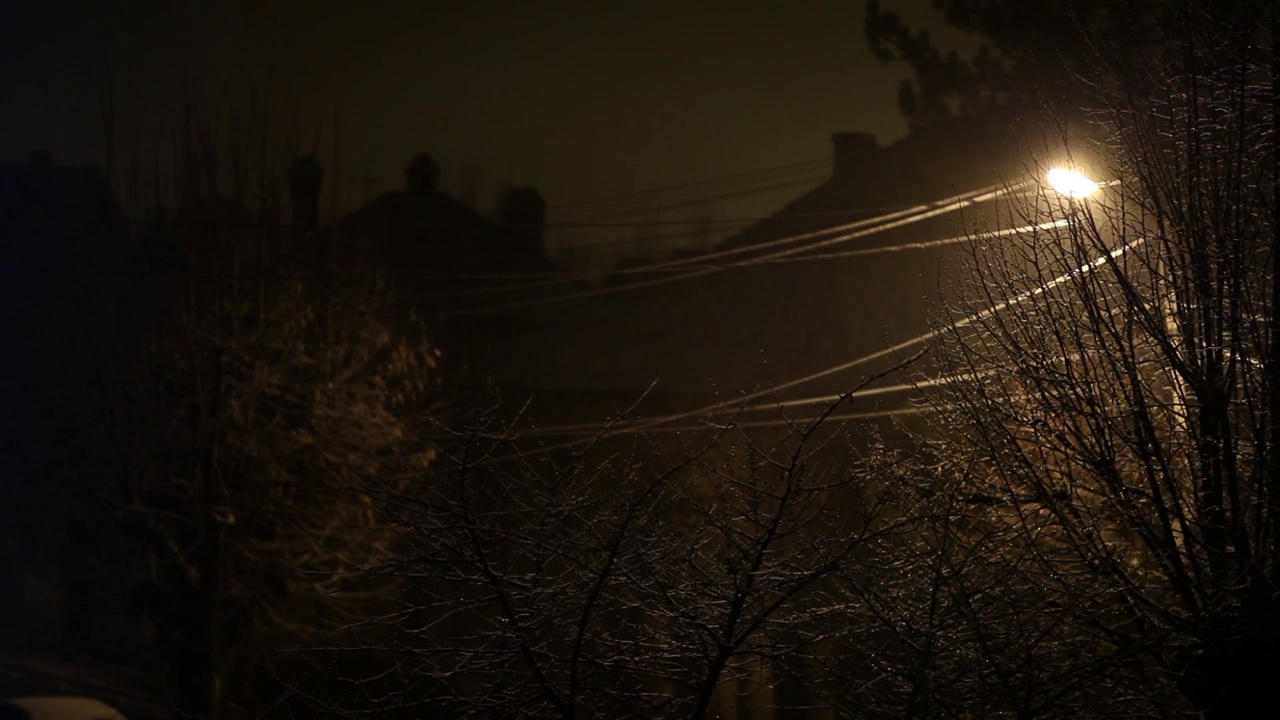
xmin=2 ymin=1 xmax=971 ymax=255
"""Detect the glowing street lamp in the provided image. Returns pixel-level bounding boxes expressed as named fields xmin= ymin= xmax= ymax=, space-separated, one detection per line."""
xmin=1047 ymin=167 xmax=1099 ymax=199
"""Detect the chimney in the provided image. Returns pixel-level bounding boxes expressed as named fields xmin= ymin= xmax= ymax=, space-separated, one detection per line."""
xmin=404 ymin=153 xmax=440 ymax=193
xmin=287 ymin=156 xmax=323 ymax=231
xmin=498 ymin=186 xmax=547 ymax=256
xmin=830 ymin=131 xmax=880 ymax=186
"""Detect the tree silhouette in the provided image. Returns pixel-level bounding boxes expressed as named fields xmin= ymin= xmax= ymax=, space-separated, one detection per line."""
xmin=864 ymin=0 xmax=1164 ymax=131
xmin=916 ymin=2 xmax=1280 ymax=716
xmin=77 ymin=111 xmax=441 ymax=719
xmin=323 ymin=372 xmax=922 ymax=720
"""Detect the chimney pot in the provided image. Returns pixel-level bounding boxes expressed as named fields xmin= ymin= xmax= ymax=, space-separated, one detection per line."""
xmin=498 ymin=185 xmax=548 ymax=256
xmin=405 ymin=153 xmax=440 ymax=193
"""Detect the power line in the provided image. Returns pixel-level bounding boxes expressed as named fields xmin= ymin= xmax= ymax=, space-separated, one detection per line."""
xmin=581 ymin=181 xmax=1013 ymax=274
xmin=136 ymin=182 xmax=1015 ymax=304
xmin=502 ymin=372 xmax=981 ymax=438
xmin=705 ymin=370 xmax=995 ymax=418
xmin=607 ymin=220 xmax=1064 ymax=276
xmin=100 ymin=218 xmax=1058 ymax=316
xmin=428 ymin=221 xmax=1031 ymax=285
xmin=421 ymin=207 xmax=953 ymax=305
xmin=551 ymin=226 xmax=740 ymax=255
xmin=548 ymin=207 xmax=915 ymax=229
xmin=65 ymin=188 xmax=1044 ymax=321
xmin=92 ymin=203 xmax=913 ymax=233
xmin=550 ymin=218 xmax=761 ymax=229
xmin=549 ymin=158 xmax=828 ymax=212
xmin=455 ymin=351 xmax=925 ymax=465
xmin=414 ymin=219 xmax=1059 ymax=303
xmin=553 ymin=165 xmax=831 ymax=219
xmin=87 ymin=183 xmax=1007 ymax=279
xmin=463 ymin=232 xmax=1142 ymax=462
xmin=558 ymin=172 xmax=829 ymax=223
xmin=735 ymin=220 xmax=1063 ymax=266
xmin=496 ymin=405 xmax=939 ymax=439
xmin=441 ymin=182 xmax=1022 ymax=317
xmin=547 ymin=204 xmax=924 ymax=255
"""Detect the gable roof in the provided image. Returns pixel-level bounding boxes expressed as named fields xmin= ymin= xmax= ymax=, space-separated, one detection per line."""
xmin=488 ymin=125 xmax=1031 ymax=429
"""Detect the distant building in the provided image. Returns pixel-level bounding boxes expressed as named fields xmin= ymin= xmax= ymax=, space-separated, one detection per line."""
xmin=478 ymin=125 xmax=1022 ymax=426
xmin=333 ymin=152 xmax=573 ymax=385
xmin=0 ymin=150 xmax=125 ymax=455
xmin=323 ymin=127 xmax=1025 ymax=431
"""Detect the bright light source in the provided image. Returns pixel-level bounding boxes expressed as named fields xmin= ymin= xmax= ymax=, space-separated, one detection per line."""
xmin=1047 ymin=168 xmax=1099 ymax=199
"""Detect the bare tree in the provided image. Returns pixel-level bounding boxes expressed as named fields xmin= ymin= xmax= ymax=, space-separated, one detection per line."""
xmin=79 ymin=107 xmax=441 ymax=719
xmin=325 ymin=370 xmax=921 ymax=720
xmin=813 ymin=454 xmax=1174 ymax=720
xmin=912 ymin=2 xmax=1280 ymax=717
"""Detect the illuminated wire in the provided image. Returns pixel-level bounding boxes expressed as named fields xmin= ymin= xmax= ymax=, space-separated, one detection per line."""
xmin=86 ymin=217 xmax=1044 ymax=288
xmin=504 ymin=372 xmax=986 ymax=438
xmin=441 ymin=182 xmax=1023 ymax=317
xmin=91 ymin=183 xmax=1041 ymax=323
xmin=556 ymin=172 xmax=829 ymax=222
xmin=100 ymin=202 xmax=921 ymax=232
xmin=463 ymin=231 xmax=1144 ymax=460
xmin=547 ymin=205 xmax=917 ymax=229
xmin=100 ymin=180 xmax=1024 ymax=287
xmin=641 ymin=182 xmax=1014 ymax=271
xmin=506 ymin=405 xmax=939 ymax=439
xmin=235 ymin=182 xmax=1015 ymax=307
xmin=610 ymin=219 xmax=1066 ymax=274
xmin=550 ymin=158 xmax=828 ymax=213
xmin=241 ymin=181 xmax=1018 ymax=308
xmin=384 ymin=215 xmax=1064 ymax=299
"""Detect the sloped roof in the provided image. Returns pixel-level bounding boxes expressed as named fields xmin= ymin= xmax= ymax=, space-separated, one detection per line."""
xmin=498 ymin=126 xmax=1026 ymax=422
xmin=339 ymin=188 xmax=561 ymax=276
xmin=335 ymin=185 xmax=583 ymax=386
xmin=332 ymin=128 xmax=1029 ymax=429
xmin=0 ymin=154 xmax=122 ymax=254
